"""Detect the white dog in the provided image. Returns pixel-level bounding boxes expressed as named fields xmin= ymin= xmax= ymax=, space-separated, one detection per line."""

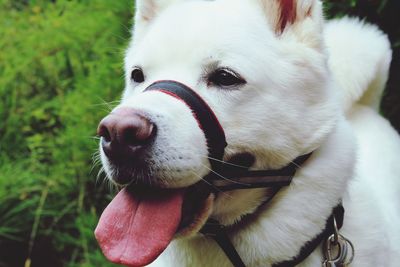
xmin=95 ymin=0 xmax=400 ymax=266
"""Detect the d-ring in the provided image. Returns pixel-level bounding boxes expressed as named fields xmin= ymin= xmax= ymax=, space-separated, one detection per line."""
xmin=332 ymin=217 xmax=339 ymax=244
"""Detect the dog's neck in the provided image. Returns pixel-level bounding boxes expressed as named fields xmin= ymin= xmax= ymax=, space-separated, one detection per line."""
xmin=230 ymin=117 xmax=356 ymax=265
xmin=166 ymin=117 xmax=356 ymax=266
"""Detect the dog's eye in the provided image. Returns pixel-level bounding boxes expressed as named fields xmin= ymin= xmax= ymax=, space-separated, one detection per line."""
xmin=208 ymin=68 xmax=246 ymax=88
xmin=131 ymin=68 xmax=145 ymax=83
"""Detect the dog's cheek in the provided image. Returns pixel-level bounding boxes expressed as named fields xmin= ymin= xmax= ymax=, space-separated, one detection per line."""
xmin=148 ymin=133 xmax=210 ymax=187
xmin=213 ymin=91 xmax=299 ymax=167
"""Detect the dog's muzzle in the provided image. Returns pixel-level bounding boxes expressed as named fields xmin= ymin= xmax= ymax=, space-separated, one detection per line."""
xmin=144 ymin=80 xmax=312 ymax=192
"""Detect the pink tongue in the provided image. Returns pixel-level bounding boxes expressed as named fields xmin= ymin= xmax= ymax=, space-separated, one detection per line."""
xmin=95 ymin=187 xmax=184 ymax=267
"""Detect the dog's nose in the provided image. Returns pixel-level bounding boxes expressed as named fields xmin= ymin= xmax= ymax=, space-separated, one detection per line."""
xmin=97 ymin=108 xmax=155 ymax=162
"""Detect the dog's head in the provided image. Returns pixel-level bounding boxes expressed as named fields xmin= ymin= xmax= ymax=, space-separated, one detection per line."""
xmin=95 ymin=0 xmax=340 ymax=266
xmin=100 ymin=0 xmax=337 ymax=188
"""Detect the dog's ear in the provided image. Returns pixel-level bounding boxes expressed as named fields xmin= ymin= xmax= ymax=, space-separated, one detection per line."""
xmin=134 ymin=0 xmax=184 ymax=38
xmin=255 ymin=0 xmax=324 ymax=50
xmin=258 ymin=0 xmax=324 ymax=45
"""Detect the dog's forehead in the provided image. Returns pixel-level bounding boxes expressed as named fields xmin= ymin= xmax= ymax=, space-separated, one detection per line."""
xmin=146 ymin=1 xmax=268 ymax=41
xmin=129 ymin=1 xmax=275 ymax=68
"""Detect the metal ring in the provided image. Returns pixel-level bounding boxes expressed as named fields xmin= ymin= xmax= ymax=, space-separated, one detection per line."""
xmin=332 ymin=217 xmax=339 ymax=244
xmin=344 ymin=236 xmax=355 ymax=265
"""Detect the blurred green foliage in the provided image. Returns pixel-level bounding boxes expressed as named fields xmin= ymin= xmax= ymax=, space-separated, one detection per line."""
xmin=0 ymin=0 xmax=398 ymax=267
xmin=0 ymin=0 xmax=130 ymax=266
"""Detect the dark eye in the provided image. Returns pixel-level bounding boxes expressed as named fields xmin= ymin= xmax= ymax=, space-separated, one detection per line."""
xmin=131 ymin=68 xmax=145 ymax=83
xmin=208 ymin=68 xmax=246 ymax=88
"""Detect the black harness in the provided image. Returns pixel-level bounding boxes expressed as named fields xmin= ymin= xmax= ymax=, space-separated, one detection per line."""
xmin=145 ymin=81 xmax=344 ymax=267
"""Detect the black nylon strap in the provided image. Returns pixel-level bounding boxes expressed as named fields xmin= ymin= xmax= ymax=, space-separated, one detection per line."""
xmin=200 ymin=219 xmax=246 ymax=267
xmin=210 ymin=152 xmax=313 ymax=191
xmin=145 ymin=81 xmax=227 ymax=166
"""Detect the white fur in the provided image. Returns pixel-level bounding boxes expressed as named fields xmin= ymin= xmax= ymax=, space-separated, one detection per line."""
xmin=324 ymin=17 xmax=392 ymax=113
xmin=99 ymin=0 xmax=400 ymax=266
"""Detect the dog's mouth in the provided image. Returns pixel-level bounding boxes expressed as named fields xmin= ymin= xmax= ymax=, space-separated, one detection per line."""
xmin=94 ymin=152 xmax=259 ymax=266
xmin=94 ymin=181 xmax=214 ymax=267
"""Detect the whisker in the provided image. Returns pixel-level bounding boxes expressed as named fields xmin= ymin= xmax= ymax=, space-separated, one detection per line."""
xmin=288 ymin=160 xmax=300 ymax=168
xmin=96 ymin=167 xmax=106 ymax=185
xmin=283 ymin=153 xmax=307 ymax=169
xmin=109 ymin=168 xmax=124 ymax=192
xmin=189 ymin=170 xmax=214 ymax=187
xmin=200 ymin=164 xmax=250 ymax=186
xmin=92 ymin=157 xmax=101 ymax=166
xmin=189 ymin=171 xmax=233 ymax=199
xmin=91 ymin=152 xmax=103 ymax=177
xmin=203 ymin=156 xmax=249 ymax=169
xmin=90 ymin=102 xmax=119 ymax=107
xmin=92 ymin=97 xmax=120 ymax=112
xmin=108 ymin=179 xmax=116 ymax=193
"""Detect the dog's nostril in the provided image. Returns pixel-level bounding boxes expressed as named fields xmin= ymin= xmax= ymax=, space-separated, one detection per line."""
xmin=122 ymin=119 xmax=155 ymax=147
xmin=123 ymin=128 xmax=138 ymax=146
xmin=98 ymin=125 xmax=111 ymax=143
xmin=119 ymin=115 xmax=155 ymax=147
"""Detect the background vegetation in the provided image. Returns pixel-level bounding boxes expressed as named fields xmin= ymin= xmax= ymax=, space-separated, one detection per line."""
xmin=0 ymin=1 xmax=398 ymax=266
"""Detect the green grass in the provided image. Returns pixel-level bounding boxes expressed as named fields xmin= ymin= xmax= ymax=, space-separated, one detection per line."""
xmin=0 ymin=0 xmax=130 ymax=266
